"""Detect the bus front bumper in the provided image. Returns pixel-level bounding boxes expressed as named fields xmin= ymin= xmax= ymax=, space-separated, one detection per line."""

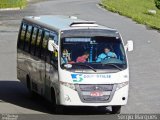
xmin=58 ymin=84 xmax=128 ymax=106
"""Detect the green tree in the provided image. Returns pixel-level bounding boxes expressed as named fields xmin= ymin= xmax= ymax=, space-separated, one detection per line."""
xmin=155 ymin=0 xmax=160 ymax=9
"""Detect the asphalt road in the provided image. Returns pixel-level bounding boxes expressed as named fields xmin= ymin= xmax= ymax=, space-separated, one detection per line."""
xmin=0 ymin=0 xmax=160 ymax=118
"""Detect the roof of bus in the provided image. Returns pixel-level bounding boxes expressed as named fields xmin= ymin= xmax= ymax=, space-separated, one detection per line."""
xmin=24 ymin=15 xmax=117 ymax=32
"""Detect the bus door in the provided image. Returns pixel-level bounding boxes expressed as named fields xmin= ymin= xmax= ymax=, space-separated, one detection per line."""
xmin=38 ymin=30 xmax=50 ymax=96
xmin=45 ymin=32 xmax=59 ymax=100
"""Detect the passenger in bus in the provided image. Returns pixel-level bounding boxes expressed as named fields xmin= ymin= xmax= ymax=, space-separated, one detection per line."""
xmin=96 ymin=47 xmax=117 ymax=62
xmin=61 ymin=49 xmax=71 ymax=64
xmin=76 ymin=52 xmax=89 ymax=63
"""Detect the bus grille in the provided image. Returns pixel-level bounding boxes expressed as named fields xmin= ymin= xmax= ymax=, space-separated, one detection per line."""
xmin=76 ymin=84 xmax=115 ymax=103
xmin=79 ymin=84 xmax=113 ymax=91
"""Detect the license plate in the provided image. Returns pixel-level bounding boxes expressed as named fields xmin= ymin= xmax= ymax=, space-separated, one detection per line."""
xmin=90 ymin=91 xmax=103 ymax=97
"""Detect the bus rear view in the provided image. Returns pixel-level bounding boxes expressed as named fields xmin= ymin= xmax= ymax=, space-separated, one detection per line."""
xmin=17 ymin=15 xmax=133 ymax=114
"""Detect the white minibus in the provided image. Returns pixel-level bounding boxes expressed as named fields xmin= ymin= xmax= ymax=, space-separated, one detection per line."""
xmin=17 ymin=15 xmax=133 ymax=114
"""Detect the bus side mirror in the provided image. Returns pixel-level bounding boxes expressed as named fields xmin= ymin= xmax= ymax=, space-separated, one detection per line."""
xmin=125 ymin=40 xmax=133 ymax=52
xmin=48 ymin=39 xmax=59 ymax=52
xmin=48 ymin=40 xmax=55 ymax=52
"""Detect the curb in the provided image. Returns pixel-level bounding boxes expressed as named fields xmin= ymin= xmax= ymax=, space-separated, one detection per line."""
xmin=0 ymin=7 xmax=21 ymax=11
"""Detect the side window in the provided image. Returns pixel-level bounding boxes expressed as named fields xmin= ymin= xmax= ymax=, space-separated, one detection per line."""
xmin=30 ymin=27 xmax=38 ymax=55
xmin=18 ymin=23 xmax=27 ymax=50
xmin=41 ymin=31 xmax=49 ymax=61
xmin=24 ymin=25 xmax=33 ymax=52
xmin=46 ymin=32 xmax=58 ymax=65
xmin=35 ymin=29 xmax=43 ymax=58
xmin=49 ymin=32 xmax=58 ymax=45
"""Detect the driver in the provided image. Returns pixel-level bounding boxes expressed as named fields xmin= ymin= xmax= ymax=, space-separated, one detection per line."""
xmin=96 ymin=47 xmax=117 ymax=62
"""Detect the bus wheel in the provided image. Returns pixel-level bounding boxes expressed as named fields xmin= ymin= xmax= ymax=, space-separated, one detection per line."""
xmin=26 ymin=75 xmax=36 ymax=98
xmin=111 ymin=106 xmax=121 ymax=114
xmin=26 ymin=75 xmax=31 ymax=90
xmin=51 ymin=88 xmax=63 ymax=114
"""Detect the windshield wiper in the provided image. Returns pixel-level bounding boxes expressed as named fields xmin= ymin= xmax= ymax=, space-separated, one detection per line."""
xmin=102 ymin=63 xmax=123 ymax=71
xmin=73 ymin=63 xmax=97 ymax=72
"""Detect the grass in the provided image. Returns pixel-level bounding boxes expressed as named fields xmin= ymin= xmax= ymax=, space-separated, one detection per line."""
xmin=100 ymin=0 xmax=160 ymax=30
xmin=0 ymin=0 xmax=27 ymax=9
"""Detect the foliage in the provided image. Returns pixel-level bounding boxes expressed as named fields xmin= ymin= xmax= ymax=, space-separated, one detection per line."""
xmin=100 ymin=0 xmax=160 ymax=30
xmin=0 ymin=0 xmax=27 ymax=9
xmin=155 ymin=0 xmax=160 ymax=9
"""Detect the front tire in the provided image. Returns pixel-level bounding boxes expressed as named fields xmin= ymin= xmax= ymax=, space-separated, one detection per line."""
xmin=51 ymin=88 xmax=64 ymax=114
xmin=26 ymin=76 xmax=37 ymax=98
xmin=111 ymin=106 xmax=121 ymax=114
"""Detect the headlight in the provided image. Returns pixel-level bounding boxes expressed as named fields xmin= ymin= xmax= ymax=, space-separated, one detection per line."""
xmin=116 ymin=81 xmax=129 ymax=91
xmin=60 ymin=81 xmax=76 ymax=90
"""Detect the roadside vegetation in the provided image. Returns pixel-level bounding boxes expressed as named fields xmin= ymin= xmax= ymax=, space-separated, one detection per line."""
xmin=100 ymin=0 xmax=160 ymax=30
xmin=0 ymin=0 xmax=27 ymax=9
xmin=155 ymin=0 xmax=160 ymax=9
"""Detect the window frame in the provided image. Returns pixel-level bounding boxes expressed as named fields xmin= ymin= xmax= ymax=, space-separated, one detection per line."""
xmin=24 ymin=25 xmax=33 ymax=52
xmin=30 ymin=26 xmax=39 ymax=55
xmin=18 ymin=22 xmax=27 ymax=50
xmin=41 ymin=30 xmax=50 ymax=61
xmin=35 ymin=29 xmax=44 ymax=58
xmin=18 ymin=20 xmax=59 ymax=65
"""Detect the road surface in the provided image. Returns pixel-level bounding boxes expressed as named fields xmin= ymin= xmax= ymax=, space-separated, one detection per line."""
xmin=0 ymin=0 xmax=160 ymax=118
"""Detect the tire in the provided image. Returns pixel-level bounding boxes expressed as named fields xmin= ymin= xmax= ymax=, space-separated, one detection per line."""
xmin=26 ymin=75 xmax=31 ymax=90
xmin=26 ymin=76 xmax=37 ymax=98
xmin=111 ymin=106 xmax=121 ymax=114
xmin=51 ymin=88 xmax=64 ymax=114
xmin=98 ymin=106 xmax=108 ymax=112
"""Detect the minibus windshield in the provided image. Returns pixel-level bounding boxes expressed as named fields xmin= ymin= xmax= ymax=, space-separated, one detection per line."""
xmin=60 ymin=36 xmax=127 ymax=71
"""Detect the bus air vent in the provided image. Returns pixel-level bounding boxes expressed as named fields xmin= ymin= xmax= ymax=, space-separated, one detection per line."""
xmin=70 ymin=21 xmax=98 ymax=27
xmin=32 ymin=16 xmax=41 ymax=20
xmin=69 ymin=16 xmax=78 ymax=19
